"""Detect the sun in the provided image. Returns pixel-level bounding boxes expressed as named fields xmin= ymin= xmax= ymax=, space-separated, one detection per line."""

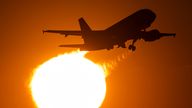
xmin=30 ymin=51 xmax=106 ymax=108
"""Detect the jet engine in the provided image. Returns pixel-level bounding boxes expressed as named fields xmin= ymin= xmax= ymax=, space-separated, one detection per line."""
xmin=142 ymin=29 xmax=161 ymax=41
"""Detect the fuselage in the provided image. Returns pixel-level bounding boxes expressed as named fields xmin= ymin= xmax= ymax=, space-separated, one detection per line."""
xmin=84 ymin=9 xmax=156 ymax=50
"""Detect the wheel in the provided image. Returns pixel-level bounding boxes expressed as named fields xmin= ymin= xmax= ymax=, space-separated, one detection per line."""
xmin=128 ymin=45 xmax=132 ymax=50
xmin=131 ymin=46 xmax=136 ymax=51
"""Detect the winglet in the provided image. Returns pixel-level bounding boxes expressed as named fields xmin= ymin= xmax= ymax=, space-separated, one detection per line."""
xmin=42 ymin=29 xmax=45 ymax=34
xmin=42 ymin=29 xmax=48 ymax=34
xmin=173 ymin=33 xmax=176 ymax=37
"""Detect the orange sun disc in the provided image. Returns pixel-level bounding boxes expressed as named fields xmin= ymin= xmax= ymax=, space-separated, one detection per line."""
xmin=30 ymin=51 xmax=106 ymax=108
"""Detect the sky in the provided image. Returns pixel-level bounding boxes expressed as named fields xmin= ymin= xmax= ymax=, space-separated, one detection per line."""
xmin=0 ymin=0 xmax=192 ymax=108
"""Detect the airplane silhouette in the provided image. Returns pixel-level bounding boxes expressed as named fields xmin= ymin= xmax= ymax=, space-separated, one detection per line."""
xmin=43 ymin=9 xmax=175 ymax=51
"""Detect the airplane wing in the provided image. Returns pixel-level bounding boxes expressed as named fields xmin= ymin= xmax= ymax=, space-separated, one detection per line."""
xmin=43 ymin=30 xmax=82 ymax=36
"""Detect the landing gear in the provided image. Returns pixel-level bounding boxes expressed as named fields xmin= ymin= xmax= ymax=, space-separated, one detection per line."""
xmin=128 ymin=45 xmax=136 ymax=51
xmin=128 ymin=39 xmax=137 ymax=51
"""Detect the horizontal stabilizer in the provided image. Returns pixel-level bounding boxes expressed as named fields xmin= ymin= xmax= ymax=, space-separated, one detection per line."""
xmin=43 ymin=30 xmax=81 ymax=36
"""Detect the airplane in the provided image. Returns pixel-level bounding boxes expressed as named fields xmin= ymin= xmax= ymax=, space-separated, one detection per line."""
xmin=43 ymin=9 xmax=175 ymax=51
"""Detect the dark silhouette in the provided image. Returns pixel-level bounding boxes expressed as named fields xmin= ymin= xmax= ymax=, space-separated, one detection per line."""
xmin=43 ymin=9 xmax=175 ymax=51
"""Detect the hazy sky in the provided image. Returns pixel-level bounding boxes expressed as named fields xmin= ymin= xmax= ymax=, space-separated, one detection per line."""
xmin=0 ymin=0 xmax=192 ymax=108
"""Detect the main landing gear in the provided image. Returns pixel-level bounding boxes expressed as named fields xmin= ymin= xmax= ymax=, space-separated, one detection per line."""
xmin=128 ymin=39 xmax=137 ymax=51
xmin=128 ymin=45 xmax=136 ymax=51
xmin=118 ymin=39 xmax=137 ymax=51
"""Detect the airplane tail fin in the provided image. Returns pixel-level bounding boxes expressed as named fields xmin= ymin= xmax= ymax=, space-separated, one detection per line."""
xmin=79 ymin=18 xmax=92 ymax=39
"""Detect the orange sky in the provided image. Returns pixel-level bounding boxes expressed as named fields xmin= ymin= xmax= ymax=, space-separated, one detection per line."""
xmin=0 ymin=0 xmax=192 ymax=108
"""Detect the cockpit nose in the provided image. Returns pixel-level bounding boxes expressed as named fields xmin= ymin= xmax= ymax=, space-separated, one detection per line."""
xmin=142 ymin=9 xmax=156 ymax=24
xmin=133 ymin=9 xmax=156 ymax=29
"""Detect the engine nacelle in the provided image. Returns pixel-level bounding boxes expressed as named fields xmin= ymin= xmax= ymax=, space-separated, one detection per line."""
xmin=142 ymin=29 xmax=161 ymax=41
